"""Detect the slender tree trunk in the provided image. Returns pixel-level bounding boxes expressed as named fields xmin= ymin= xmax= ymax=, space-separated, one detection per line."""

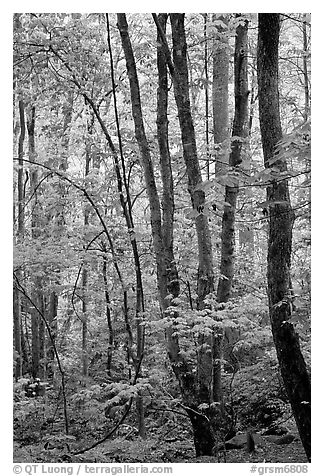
xmin=14 ymin=99 xmax=26 ymax=380
xmin=203 ymin=13 xmax=210 ymax=180
xmin=107 ymin=13 xmax=146 ymax=437
xmin=212 ymin=14 xmax=229 ymax=176
xmin=156 ymin=13 xmax=180 ymax=302
xmin=17 ymin=102 xmax=25 ymax=235
xmin=302 ymin=15 xmax=310 ymax=122
xmin=120 ymin=13 xmax=216 ymax=455
xmin=81 ymin=115 xmax=92 ymax=379
xmin=257 ymin=13 xmax=311 ymax=461
xmin=217 ymin=18 xmax=249 ymax=303
xmin=81 ymin=264 xmax=89 ymax=378
xmin=27 ymin=105 xmax=45 ymax=380
xmin=13 ymin=286 xmax=22 ymax=380
xmin=169 ymin=13 xmax=214 ymax=309
xmin=102 ymin=253 xmax=113 ymax=375
xmin=211 ymin=13 xmax=230 ymax=405
xmin=46 ymin=291 xmax=58 ymax=380
xmin=169 ymin=13 xmax=216 ymax=455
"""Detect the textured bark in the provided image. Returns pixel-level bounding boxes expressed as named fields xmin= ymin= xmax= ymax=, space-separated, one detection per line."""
xmin=217 ymin=18 xmax=249 ymax=304
xmin=17 ymin=100 xmax=25 ymax=236
xmin=257 ymin=13 xmax=311 ymax=461
xmin=14 ymin=99 xmax=26 ymax=380
xmin=170 ymin=13 xmax=214 ymax=309
xmin=169 ymin=13 xmax=216 ymax=455
xmin=81 ymin=116 xmax=92 ymax=379
xmin=119 ymin=13 xmax=216 ymax=455
xmin=102 ymin=254 xmax=113 ymax=375
xmin=211 ymin=14 xmax=230 ymax=405
xmin=156 ymin=13 xmax=180 ymax=303
xmin=212 ymin=14 xmax=230 ymax=175
xmin=106 ymin=15 xmax=147 ymax=436
xmin=13 ymin=285 xmax=22 ymax=380
xmin=27 ymin=105 xmax=45 ymax=380
xmin=117 ymin=14 xmax=165 ymax=300
xmin=302 ymin=15 xmax=310 ymax=122
xmin=203 ymin=14 xmax=211 ymax=179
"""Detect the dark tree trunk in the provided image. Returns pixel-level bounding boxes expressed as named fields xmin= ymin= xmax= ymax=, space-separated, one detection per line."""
xmin=169 ymin=13 xmax=216 ymax=455
xmin=156 ymin=13 xmax=180 ymax=302
xmin=302 ymin=15 xmax=310 ymax=122
xmin=27 ymin=105 xmax=45 ymax=380
xmin=13 ymin=286 xmax=22 ymax=380
xmin=170 ymin=14 xmax=214 ymax=310
xmin=217 ymin=17 xmax=249 ymax=304
xmin=102 ymin=253 xmax=113 ymax=374
xmin=14 ymin=99 xmax=26 ymax=380
xmin=119 ymin=13 xmax=216 ymax=456
xmin=257 ymin=13 xmax=311 ymax=462
xmin=46 ymin=291 xmax=58 ymax=380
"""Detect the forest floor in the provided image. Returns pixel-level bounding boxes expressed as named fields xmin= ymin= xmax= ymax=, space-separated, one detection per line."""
xmin=14 ymin=436 xmax=308 ymax=464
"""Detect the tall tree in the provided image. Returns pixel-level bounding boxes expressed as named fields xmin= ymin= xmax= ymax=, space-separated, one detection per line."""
xmin=217 ymin=17 xmax=249 ymax=303
xmin=257 ymin=13 xmax=311 ymax=461
xmin=119 ymin=13 xmax=217 ymax=456
xmin=13 ymin=98 xmax=26 ymax=380
xmin=212 ymin=14 xmax=230 ymax=176
xmin=27 ymin=104 xmax=46 ymax=379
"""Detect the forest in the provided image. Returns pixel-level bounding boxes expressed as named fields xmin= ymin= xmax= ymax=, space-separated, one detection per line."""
xmin=13 ymin=13 xmax=311 ymax=465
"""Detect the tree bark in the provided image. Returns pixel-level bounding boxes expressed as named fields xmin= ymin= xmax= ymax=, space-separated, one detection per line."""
xmin=257 ymin=13 xmax=311 ymax=461
xmin=46 ymin=291 xmax=58 ymax=380
xmin=27 ymin=105 xmax=46 ymax=380
xmin=302 ymin=15 xmax=310 ymax=122
xmin=119 ymin=13 xmax=216 ymax=455
xmin=81 ymin=114 xmax=92 ymax=379
xmin=102 ymin=253 xmax=113 ymax=375
xmin=217 ymin=17 xmax=249 ymax=303
xmin=156 ymin=13 xmax=180 ymax=302
xmin=212 ymin=14 xmax=230 ymax=175
xmin=14 ymin=99 xmax=26 ymax=380
xmin=210 ymin=14 xmax=231 ymax=405
xmin=203 ymin=14 xmax=211 ymax=180
xmin=169 ymin=13 xmax=214 ymax=309
xmin=169 ymin=13 xmax=216 ymax=455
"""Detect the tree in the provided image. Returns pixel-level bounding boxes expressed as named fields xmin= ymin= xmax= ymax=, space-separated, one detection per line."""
xmin=217 ymin=16 xmax=249 ymax=303
xmin=257 ymin=13 xmax=311 ymax=461
xmin=212 ymin=14 xmax=230 ymax=177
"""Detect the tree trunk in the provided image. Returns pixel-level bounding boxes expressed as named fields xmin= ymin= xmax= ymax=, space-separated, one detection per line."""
xmin=217 ymin=17 xmax=249 ymax=303
xmin=170 ymin=13 xmax=214 ymax=308
xmin=211 ymin=13 xmax=230 ymax=405
xmin=27 ymin=104 xmax=45 ymax=380
xmin=119 ymin=13 xmax=216 ymax=455
xmin=46 ymin=291 xmax=58 ymax=380
xmin=257 ymin=13 xmax=311 ymax=461
xmin=102 ymin=253 xmax=113 ymax=375
xmin=302 ymin=15 xmax=310 ymax=122
xmin=156 ymin=13 xmax=180 ymax=302
xmin=13 ymin=286 xmax=22 ymax=380
xmin=14 ymin=99 xmax=26 ymax=380
xmin=212 ymin=14 xmax=230 ymax=176
xmin=203 ymin=14 xmax=211 ymax=180
xmin=169 ymin=13 xmax=215 ymax=453
xmin=81 ymin=114 xmax=92 ymax=379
